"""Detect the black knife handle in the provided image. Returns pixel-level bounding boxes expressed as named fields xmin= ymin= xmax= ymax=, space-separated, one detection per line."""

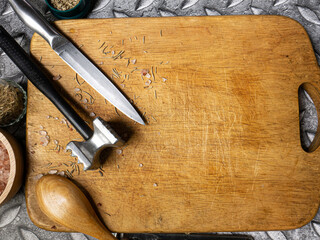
xmin=0 ymin=25 xmax=93 ymax=140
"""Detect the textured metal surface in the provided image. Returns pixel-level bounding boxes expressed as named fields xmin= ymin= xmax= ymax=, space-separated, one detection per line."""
xmin=0 ymin=0 xmax=320 ymax=239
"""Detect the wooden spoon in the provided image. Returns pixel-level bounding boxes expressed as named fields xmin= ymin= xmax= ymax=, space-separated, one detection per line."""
xmin=36 ymin=174 xmax=116 ymax=240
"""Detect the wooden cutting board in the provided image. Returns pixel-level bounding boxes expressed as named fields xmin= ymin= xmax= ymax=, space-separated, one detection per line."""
xmin=26 ymin=16 xmax=320 ymax=233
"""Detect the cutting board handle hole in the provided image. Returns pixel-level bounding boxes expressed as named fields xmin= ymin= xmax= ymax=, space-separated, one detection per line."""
xmin=299 ymin=83 xmax=320 ymax=152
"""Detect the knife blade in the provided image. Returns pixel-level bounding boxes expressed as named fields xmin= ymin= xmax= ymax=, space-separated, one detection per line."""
xmin=122 ymin=233 xmax=254 ymax=240
xmin=9 ymin=0 xmax=145 ymax=125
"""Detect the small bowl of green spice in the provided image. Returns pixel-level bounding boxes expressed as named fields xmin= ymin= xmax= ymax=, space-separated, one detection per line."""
xmin=45 ymin=0 xmax=92 ymax=19
xmin=0 ymin=79 xmax=27 ymax=128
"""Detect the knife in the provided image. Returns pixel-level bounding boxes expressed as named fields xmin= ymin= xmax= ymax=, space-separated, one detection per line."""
xmin=122 ymin=233 xmax=254 ymax=240
xmin=8 ymin=0 xmax=144 ymax=125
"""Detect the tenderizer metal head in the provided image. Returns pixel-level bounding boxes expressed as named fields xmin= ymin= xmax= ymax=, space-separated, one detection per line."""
xmin=66 ymin=117 xmax=124 ymax=170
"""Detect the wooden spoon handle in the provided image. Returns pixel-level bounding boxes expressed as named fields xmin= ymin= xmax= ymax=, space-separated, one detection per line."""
xmin=36 ymin=175 xmax=116 ymax=240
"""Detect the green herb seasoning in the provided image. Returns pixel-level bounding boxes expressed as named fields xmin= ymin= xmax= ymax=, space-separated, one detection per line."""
xmin=50 ymin=0 xmax=80 ymax=11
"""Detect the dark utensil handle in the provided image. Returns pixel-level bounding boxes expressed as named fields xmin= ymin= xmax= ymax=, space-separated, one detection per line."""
xmin=0 ymin=25 xmax=93 ymax=140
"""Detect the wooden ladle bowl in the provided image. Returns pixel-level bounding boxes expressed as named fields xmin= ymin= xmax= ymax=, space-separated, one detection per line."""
xmin=0 ymin=129 xmax=23 ymax=206
xmin=36 ymin=174 xmax=116 ymax=240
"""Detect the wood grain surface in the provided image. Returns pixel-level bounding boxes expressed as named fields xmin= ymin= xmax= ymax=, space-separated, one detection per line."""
xmin=26 ymin=16 xmax=320 ymax=233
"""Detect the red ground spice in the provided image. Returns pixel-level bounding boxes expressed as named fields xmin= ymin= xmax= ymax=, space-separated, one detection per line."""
xmin=0 ymin=140 xmax=10 ymax=196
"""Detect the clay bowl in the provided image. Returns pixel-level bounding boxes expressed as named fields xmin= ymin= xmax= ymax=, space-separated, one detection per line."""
xmin=0 ymin=129 xmax=23 ymax=206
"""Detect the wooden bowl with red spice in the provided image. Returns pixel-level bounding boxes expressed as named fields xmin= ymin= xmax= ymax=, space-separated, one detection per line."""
xmin=0 ymin=129 xmax=23 ymax=206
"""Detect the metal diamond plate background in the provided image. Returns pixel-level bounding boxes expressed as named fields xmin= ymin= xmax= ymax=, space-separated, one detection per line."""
xmin=1 ymin=0 xmax=320 ymax=239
